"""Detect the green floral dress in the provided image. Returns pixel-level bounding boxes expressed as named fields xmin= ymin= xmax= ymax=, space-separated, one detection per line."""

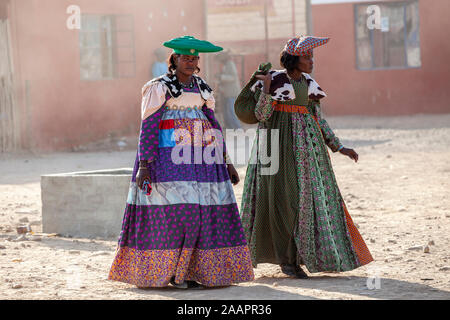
xmin=240 ymin=75 xmax=373 ymax=273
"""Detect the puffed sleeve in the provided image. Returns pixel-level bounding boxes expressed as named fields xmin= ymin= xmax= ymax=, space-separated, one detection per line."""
xmin=205 ymin=93 xmax=216 ymax=111
xmin=138 ymin=81 xmax=168 ymax=162
xmin=254 ymin=91 xmax=275 ymax=122
xmin=141 ymin=81 xmax=167 ymax=120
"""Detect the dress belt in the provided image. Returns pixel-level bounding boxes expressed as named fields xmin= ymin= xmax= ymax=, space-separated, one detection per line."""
xmin=272 ymin=103 xmax=319 ymax=124
xmin=272 ymin=103 xmax=309 ymax=114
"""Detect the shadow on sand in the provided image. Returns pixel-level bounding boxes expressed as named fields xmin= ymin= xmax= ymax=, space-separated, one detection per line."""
xmin=124 ymin=283 xmax=318 ymax=300
xmin=254 ymin=274 xmax=450 ymax=300
xmin=119 ymin=274 xmax=450 ymax=300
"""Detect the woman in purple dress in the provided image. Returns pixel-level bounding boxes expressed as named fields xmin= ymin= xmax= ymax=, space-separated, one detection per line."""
xmin=108 ymin=36 xmax=254 ymax=289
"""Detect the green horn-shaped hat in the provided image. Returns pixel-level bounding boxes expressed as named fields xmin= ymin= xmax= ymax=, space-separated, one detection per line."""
xmin=163 ymin=35 xmax=223 ymax=56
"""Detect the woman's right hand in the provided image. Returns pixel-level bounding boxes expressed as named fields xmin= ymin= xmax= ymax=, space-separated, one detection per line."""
xmin=255 ymin=72 xmax=272 ymax=94
xmin=136 ymin=166 xmax=151 ymax=190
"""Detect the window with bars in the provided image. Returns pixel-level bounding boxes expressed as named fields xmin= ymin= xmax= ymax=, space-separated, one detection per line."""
xmin=354 ymin=0 xmax=421 ymax=70
xmin=79 ymin=14 xmax=136 ymax=80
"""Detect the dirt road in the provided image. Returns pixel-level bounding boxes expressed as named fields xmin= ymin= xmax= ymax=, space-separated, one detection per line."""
xmin=1 ymin=114 xmax=449 ymax=300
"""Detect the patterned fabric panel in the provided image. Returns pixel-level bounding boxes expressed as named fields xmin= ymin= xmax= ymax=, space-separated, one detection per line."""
xmin=342 ymin=202 xmax=374 ymax=266
xmin=162 ymin=108 xmax=209 ymax=120
xmin=158 ymin=119 xmax=176 ymax=147
xmin=131 ymin=149 xmax=229 ymax=183
xmin=172 ymin=118 xmax=220 ymax=147
xmin=291 ymin=113 xmax=370 ymax=272
xmin=239 ymin=130 xmax=260 ymax=266
xmin=158 ymin=130 xmax=175 ymax=148
xmin=159 ymin=119 xmax=175 ymax=129
xmin=108 ymin=245 xmax=254 ymax=288
xmin=139 ymin=107 xmax=165 ymax=162
xmin=118 ymin=203 xmax=246 ymax=251
xmin=142 ymin=147 xmax=229 ymax=183
xmin=254 ymin=93 xmax=274 ymax=122
xmin=126 ymin=180 xmax=237 ymax=206
xmin=201 ymin=105 xmax=227 ymax=155
xmin=310 ymin=100 xmax=343 ymax=152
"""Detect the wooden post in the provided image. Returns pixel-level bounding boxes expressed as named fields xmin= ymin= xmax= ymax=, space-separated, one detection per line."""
xmin=264 ymin=0 xmax=269 ymax=62
xmin=0 ymin=18 xmax=19 ymax=152
xmin=306 ymin=0 xmax=313 ymax=35
xmin=292 ymin=0 xmax=296 ymax=37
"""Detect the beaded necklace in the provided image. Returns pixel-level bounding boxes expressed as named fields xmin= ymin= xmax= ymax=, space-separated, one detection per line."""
xmin=179 ymin=77 xmax=195 ymax=89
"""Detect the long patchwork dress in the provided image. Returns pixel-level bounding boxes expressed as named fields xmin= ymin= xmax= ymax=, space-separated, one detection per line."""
xmin=240 ymin=73 xmax=373 ymax=273
xmin=108 ymin=74 xmax=254 ymax=287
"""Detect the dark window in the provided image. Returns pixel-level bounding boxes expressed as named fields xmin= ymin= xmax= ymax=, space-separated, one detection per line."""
xmin=79 ymin=14 xmax=136 ymax=80
xmin=355 ymin=0 xmax=421 ymax=70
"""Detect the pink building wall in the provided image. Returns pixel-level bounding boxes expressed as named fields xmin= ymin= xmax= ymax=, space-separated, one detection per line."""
xmin=6 ymin=0 xmax=450 ymax=151
xmin=312 ymin=0 xmax=450 ymax=115
xmin=7 ymin=0 xmax=205 ymax=151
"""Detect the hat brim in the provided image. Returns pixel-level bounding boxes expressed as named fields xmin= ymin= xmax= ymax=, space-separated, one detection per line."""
xmin=163 ymin=36 xmax=223 ymax=56
xmin=285 ymin=36 xmax=330 ymax=56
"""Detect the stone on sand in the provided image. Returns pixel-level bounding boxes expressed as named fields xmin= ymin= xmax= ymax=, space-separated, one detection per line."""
xmin=407 ymin=245 xmax=423 ymax=251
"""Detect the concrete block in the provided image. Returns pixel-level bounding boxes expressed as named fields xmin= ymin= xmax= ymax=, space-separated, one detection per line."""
xmin=41 ymin=168 xmax=132 ymax=239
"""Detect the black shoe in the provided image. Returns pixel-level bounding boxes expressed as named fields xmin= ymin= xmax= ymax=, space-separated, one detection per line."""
xmin=186 ymin=280 xmax=204 ymax=290
xmin=280 ymin=264 xmax=296 ymax=277
xmin=294 ymin=265 xmax=308 ymax=279
xmin=170 ymin=276 xmax=188 ymax=289
xmin=280 ymin=264 xmax=309 ymax=279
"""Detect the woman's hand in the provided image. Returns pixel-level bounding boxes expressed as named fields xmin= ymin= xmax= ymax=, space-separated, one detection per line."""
xmin=136 ymin=166 xmax=151 ymax=190
xmin=227 ymin=164 xmax=240 ymax=185
xmin=339 ymin=147 xmax=359 ymax=163
xmin=255 ymin=73 xmax=272 ymax=94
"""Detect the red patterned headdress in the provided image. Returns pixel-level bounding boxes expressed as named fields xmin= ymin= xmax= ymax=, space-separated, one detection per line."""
xmin=284 ymin=36 xmax=330 ymax=56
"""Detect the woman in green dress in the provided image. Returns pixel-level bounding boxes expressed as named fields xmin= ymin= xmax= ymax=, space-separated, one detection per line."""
xmin=240 ymin=36 xmax=373 ymax=278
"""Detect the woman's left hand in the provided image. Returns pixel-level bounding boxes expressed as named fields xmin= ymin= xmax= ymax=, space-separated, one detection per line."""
xmin=255 ymin=73 xmax=272 ymax=94
xmin=339 ymin=147 xmax=359 ymax=163
xmin=227 ymin=164 xmax=240 ymax=185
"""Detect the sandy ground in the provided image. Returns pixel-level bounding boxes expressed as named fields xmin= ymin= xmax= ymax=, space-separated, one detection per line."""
xmin=1 ymin=114 xmax=450 ymax=300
